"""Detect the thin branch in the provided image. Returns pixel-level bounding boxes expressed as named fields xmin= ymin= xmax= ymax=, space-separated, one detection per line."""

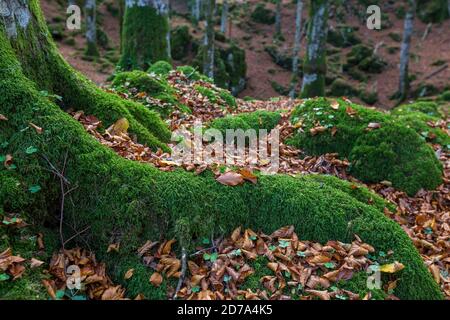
xmin=173 ymin=246 xmax=187 ymax=299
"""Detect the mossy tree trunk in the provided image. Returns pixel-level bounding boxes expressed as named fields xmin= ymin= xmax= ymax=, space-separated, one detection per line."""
xmin=300 ymin=0 xmax=329 ymax=98
xmin=399 ymin=0 xmax=416 ymax=100
xmin=84 ymin=0 xmax=98 ymax=57
xmin=220 ymin=0 xmax=228 ymax=34
xmin=119 ymin=0 xmax=170 ymax=70
xmin=203 ymin=0 xmax=215 ymax=79
xmin=289 ymin=0 xmax=303 ymax=99
xmin=0 ymin=0 xmax=443 ymax=300
xmin=275 ymin=0 xmax=282 ymax=36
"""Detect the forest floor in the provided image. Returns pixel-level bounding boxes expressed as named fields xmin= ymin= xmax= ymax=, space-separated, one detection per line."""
xmin=41 ymin=0 xmax=450 ymax=109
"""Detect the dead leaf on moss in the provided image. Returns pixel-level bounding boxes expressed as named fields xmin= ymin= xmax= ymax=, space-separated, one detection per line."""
xmin=379 ymin=262 xmax=404 ymax=273
xmin=0 ymin=114 xmax=8 ymax=121
xmin=150 ymin=272 xmax=163 ymax=287
xmin=216 ymin=171 xmax=244 ymax=186
xmin=124 ymin=268 xmax=134 ymax=280
xmin=29 ymin=122 xmax=43 ymax=134
xmin=310 ymin=126 xmax=327 ymax=136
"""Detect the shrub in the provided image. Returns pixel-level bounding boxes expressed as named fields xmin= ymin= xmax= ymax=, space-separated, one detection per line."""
xmin=147 ymin=61 xmax=173 ymax=76
xmin=251 ymin=4 xmax=275 ymax=25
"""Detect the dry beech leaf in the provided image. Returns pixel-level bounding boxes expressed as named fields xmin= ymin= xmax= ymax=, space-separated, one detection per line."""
xmin=107 ymin=243 xmax=120 ymax=253
xmin=367 ymin=122 xmax=381 ymax=130
xmin=30 ymin=258 xmax=44 ymax=268
xmin=29 ymin=122 xmax=43 ymax=134
xmin=330 ymin=100 xmax=339 ymax=110
xmin=0 ymin=114 xmax=8 ymax=121
xmin=310 ymin=126 xmax=327 ymax=136
xmin=239 ymin=169 xmax=258 ymax=184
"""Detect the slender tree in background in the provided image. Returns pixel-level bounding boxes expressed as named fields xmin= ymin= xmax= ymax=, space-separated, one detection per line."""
xmin=448 ymin=0 xmax=450 ymax=16
xmin=220 ymin=0 xmax=229 ymax=34
xmin=203 ymin=0 xmax=215 ymax=79
xmin=301 ymin=0 xmax=329 ymax=98
xmin=166 ymin=0 xmax=172 ymax=60
xmin=289 ymin=0 xmax=303 ymax=98
xmin=118 ymin=0 xmax=125 ymax=53
xmin=119 ymin=0 xmax=170 ymax=70
xmin=398 ymin=0 xmax=416 ymax=100
xmin=84 ymin=0 xmax=98 ymax=57
xmin=275 ymin=0 xmax=282 ymax=36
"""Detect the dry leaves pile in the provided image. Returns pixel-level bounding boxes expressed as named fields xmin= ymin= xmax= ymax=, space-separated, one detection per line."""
xmin=0 ymin=248 xmax=27 ymax=281
xmin=45 ymin=248 xmax=126 ymax=300
xmin=137 ymin=226 xmax=404 ymax=300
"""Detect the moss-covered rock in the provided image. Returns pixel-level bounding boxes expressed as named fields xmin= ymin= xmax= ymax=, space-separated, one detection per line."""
xmin=346 ymin=44 xmax=386 ymax=74
xmin=119 ymin=3 xmax=170 ymax=70
xmin=417 ymin=0 xmax=449 ymax=23
xmin=251 ymin=4 xmax=275 ymax=25
xmin=287 ymin=98 xmax=443 ymax=195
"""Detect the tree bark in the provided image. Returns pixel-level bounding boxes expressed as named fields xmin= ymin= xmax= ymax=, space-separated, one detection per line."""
xmin=192 ymin=0 xmax=201 ymax=21
xmin=119 ymin=0 xmax=170 ymax=70
xmin=398 ymin=0 xmax=416 ymax=100
xmin=275 ymin=0 xmax=282 ymax=36
xmin=0 ymin=0 xmax=442 ymax=301
xmin=289 ymin=0 xmax=303 ymax=98
xmin=220 ymin=0 xmax=228 ymax=34
xmin=203 ymin=0 xmax=215 ymax=79
xmin=84 ymin=0 xmax=98 ymax=57
xmin=301 ymin=0 xmax=329 ymax=98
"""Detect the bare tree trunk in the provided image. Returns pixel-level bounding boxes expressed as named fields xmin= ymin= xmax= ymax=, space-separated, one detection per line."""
xmin=399 ymin=0 xmax=416 ymax=100
xmin=203 ymin=0 xmax=215 ymax=79
xmin=301 ymin=0 xmax=329 ymax=98
xmin=289 ymin=0 xmax=303 ymax=98
xmin=275 ymin=0 xmax=282 ymax=36
xmin=220 ymin=0 xmax=229 ymax=34
xmin=448 ymin=0 xmax=450 ymax=18
xmin=85 ymin=0 xmax=98 ymax=57
xmin=166 ymin=0 xmax=172 ymax=60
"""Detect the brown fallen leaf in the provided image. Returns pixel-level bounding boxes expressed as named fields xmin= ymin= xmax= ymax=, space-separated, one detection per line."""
xmin=37 ymin=233 xmax=45 ymax=250
xmin=306 ymin=289 xmax=331 ymax=300
xmin=107 ymin=118 xmax=129 ymax=136
xmin=330 ymin=100 xmax=340 ymax=110
xmin=3 ymin=154 xmax=13 ymax=168
xmin=367 ymin=122 xmax=381 ymax=130
xmin=107 ymin=243 xmax=120 ymax=253
xmin=30 ymin=258 xmax=44 ymax=268
xmin=345 ymin=106 xmax=357 ymax=116
xmin=0 ymin=114 xmax=8 ymax=121
xmin=216 ymin=171 xmax=244 ymax=186
xmin=42 ymin=279 xmax=57 ymax=300
xmin=150 ymin=272 xmax=163 ymax=287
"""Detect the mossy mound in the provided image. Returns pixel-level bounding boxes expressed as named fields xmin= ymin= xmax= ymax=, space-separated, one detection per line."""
xmin=193 ymin=44 xmax=247 ymax=95
xmin=176 ymin=66 xmax=213 ymax=82
xmin=345 ymin=44 xmax=386 ymax=74
xmin=416 ymin=0 xmax=449 ymax=23
xmin=329 ymin=79 xmax=361 ymax=97
xmin=287 ymin=98 xmax=443 ymax=195
xmin=209 ymin=110 xmax=282 ymax=134
xmin=119 ymin=4 xmax=169 ymax=70
xmin=440 ymin=90 xmax=450 ymax=102
xmin=0 ymin=2 xmax=444 ymax=300
xmin=147 ymin=61 xmax=173 ymax=76
xmin=251 ymin=4 xmax=275 ymax=25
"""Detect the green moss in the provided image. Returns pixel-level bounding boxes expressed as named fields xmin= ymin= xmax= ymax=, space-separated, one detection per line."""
xmin=359 ymin=89 xmax=379 ymax=105
xmin=392 ymin=102 xmax=442 ymax=118
xmin=251 ymin=4 xmax=275 ymax=25
xmin=346 ymin=44 xmax=386 ymax=74
xmin=327 ymin=26 xmax=361 ymax=48
xmin=0 ymin=3 xmax=444 ymax=300
xmin=243 ymin=256 xmax=271 ymax=292
xmin=176 ymin=66 xmax=212 ymax=82
xmin=147 ymin=61 xmax=173 ymax=76
xmin=171 ymin=26 xmax=192 ymax=61
xmin=439 ymin=90 xmax=450 ymax=102
xmin=209 ymin=110 xmax=282 ymax=134
xmin=119 ymin=5 xmax=169 ymax=70
xmin=337 ymin=272 xmax=386 ymax=300
xmin=288 ymin=98 xmax=443 ymax=195
xmin=417 ymin=0 xmax=449 ymax=23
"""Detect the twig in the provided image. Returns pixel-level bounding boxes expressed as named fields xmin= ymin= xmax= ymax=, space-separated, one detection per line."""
xmin=421 ymin=23 xmax=432 ymax=41
xmin=63 ymin=225 xmax=91 ymax=247
xmin=173 ymin=246 xmax=187 ymax=299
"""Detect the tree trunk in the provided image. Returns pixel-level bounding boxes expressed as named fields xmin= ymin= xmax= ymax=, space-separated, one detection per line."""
xmin=220 ymin=0 xmax=228 ymax=34
xmin=300 ymin=0 xmax=329 ymax=98
xmin=119 ymin=0 xmax=170 ymax=70
xmin=0 ymin=0 xmax=442 ymax=301
xmin=289 ymin=0 xmax=303 ymax=99
xmin=275 ymin=0 xmax=282 ymax=36
xmin=399 ymin=0 xmax=416 ymax=100
xmin=84 ymin=0 xmax=98 ymax=57
xmin=203 ymin=0 xmax=215 ymax=79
